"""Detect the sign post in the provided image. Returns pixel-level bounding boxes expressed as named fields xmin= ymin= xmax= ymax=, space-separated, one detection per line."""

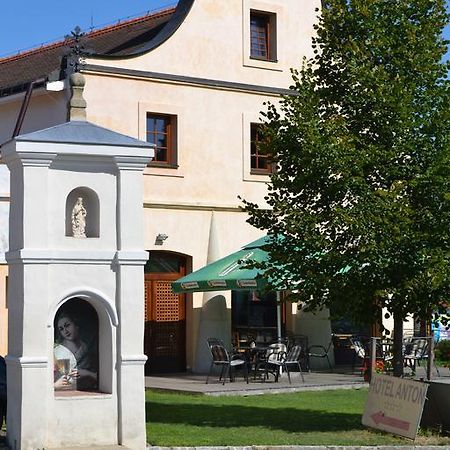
xmin=362 ymin=373 xmax=428 ymax=439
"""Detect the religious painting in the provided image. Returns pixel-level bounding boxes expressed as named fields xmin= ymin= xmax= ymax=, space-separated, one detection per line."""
xmin=53 ymin=298 xmax=99 ymax=392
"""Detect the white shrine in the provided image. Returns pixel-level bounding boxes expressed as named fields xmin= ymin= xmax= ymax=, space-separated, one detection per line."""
xmin=1 ymin=73 xmax=153 ymax=450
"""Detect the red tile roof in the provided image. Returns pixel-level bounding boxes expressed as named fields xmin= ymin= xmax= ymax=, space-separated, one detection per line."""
xmin=0 ymin=8 xmax=175 ymax=96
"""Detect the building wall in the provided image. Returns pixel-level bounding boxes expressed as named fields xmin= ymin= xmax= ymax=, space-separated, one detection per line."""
xmin=0 ymin=0 xmax=333 ymax=369
xmin=0 ymin=90 xmax=68 ymax=145
xmin=87 ymin=0 xmax=319 ymax=86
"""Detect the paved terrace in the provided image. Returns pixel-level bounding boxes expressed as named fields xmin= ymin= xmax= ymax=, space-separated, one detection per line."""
xmin=145 ymin=365 xmax=450 ymax=396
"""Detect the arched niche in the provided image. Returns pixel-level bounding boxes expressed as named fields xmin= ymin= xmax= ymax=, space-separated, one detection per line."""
xmin=52 ymin=293 xmax=116 ymax=395
xmin=65 ymin=187 xmax=100 ymax=238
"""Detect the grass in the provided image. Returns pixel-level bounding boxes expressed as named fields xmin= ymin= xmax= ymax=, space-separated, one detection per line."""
xmin=145 ymin=388 xmax=450 ymax=447
xmin=435 ymin=359 xmax=449 ymax=368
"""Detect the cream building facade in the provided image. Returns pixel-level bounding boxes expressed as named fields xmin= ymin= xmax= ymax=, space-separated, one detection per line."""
xmin=0 ymin=0 xmax=334 ymax=373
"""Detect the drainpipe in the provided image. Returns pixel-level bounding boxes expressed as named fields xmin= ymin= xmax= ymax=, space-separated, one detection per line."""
xmin=12 ymin=78 xmax=47 ymax=138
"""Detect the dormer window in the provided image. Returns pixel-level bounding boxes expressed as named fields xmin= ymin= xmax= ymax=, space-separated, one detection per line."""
xmin=250 ymin=11 xmax=277 ymax=61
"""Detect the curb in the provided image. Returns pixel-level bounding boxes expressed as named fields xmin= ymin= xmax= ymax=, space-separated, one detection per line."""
xmin=147 ymin=446 xmax=448 ymax=450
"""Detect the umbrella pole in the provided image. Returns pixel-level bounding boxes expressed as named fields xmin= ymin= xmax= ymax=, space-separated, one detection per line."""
xmin=276 ymin=291 xmax=282 ymax=342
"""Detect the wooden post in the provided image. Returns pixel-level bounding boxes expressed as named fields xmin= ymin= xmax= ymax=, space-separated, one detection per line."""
xmin=427 ymin=336 xmax=433 ymax=381
xmin=371 ymin=336 xmax=377 ymax=382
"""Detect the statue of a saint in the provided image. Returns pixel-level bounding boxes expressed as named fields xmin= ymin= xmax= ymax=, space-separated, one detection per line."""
xmin=71 ymin=197 xmax=87 ymax=238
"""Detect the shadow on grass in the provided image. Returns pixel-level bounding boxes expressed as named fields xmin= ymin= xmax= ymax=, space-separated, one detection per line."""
xmin=146 ymin=401 xmax=363 ymax=433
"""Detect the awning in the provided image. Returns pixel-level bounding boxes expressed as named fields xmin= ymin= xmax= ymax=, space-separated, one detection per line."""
xmin=171 ymin=236 xmax=272 ymax=294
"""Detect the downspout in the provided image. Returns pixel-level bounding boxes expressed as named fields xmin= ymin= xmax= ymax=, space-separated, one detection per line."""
xmin=11 ymin=78 xmax=46 ymax=138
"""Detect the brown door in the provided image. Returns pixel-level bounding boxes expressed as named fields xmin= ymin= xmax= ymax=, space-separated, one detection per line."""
xmin=144 ymin=252 xmax=186 ymax=374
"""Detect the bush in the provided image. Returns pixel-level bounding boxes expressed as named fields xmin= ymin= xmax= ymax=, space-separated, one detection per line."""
xmin=434 ymin=340 xmax=450 ymax=362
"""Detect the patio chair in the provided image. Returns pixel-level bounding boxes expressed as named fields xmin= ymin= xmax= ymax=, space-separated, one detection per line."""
xmin=286 ymin=334 xmax=309 ymax=370
xmin=308 ymin=341 xmax=333 ymax=372
xmin=403 ymin=337 xmax=440 ymax=376
xmin=206 ymin=338 xmax=249 ymax=385
xmin=350 ymin=336 xmax=368 ymax=372
xmin=254 ymin=342 xmax=287 ymax=382
xmin=282 ymin=344 xmax=306 ymax=383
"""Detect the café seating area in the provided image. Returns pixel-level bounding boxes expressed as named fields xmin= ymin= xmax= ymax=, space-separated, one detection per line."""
xmin=347 ymin=335 xmax=441 ymax=380
xmin=205 ymin=332 xmax=444 ymax=386
xmin=205 ymin=332 xmax=313 ymax=385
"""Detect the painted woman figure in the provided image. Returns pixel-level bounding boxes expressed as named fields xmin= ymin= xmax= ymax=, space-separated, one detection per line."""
xmin=54 ymin=309 xmax=98 ymax=391
xmin=71 ymin=197 xmax=87 ymax=238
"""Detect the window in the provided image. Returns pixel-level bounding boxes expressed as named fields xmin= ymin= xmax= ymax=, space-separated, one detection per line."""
xmin=232 ymin=290 xmax=284 ymax=345
xmin=146 ymin=113 xmax=177 ymax=167
xmin=250 ymin=11 xmax=276 ymax=61
xmin=250 ymin=123 xmax=272 ymax=174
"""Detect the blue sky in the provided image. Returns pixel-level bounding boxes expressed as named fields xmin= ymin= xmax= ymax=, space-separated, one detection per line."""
xmin=0 ymin=1 xmax=449 ymax=59
xmin=0 ymin=1 xmax=177 ymax=58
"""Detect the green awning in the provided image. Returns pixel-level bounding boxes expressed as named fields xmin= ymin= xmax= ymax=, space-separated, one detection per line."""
xmin=171 ymin=236 xmax=272 ymax=293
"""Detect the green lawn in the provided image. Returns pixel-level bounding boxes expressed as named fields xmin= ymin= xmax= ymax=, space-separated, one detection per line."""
xmin=145 ymin=388 xmax=450 ymax=447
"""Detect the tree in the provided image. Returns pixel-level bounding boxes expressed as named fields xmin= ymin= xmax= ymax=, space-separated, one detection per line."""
xmin=242 ymin=0 xmax=450 ymax=376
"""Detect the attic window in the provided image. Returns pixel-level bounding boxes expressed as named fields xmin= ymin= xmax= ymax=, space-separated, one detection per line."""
xmin=250 ymin=11 xmax=277 ymax=61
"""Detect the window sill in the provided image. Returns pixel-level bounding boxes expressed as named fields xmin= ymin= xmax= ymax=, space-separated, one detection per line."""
xmin=250 ymin=170 xmax=272 ymax=176
xmin=243 ymin=58 xmax=283 ymax=72
xmin=250 ymin=56 xmax=278 ymax=63
xmin=144 ymin=165 xmax=184 ymax=178
xmin=244 ymin=172 xmax=271 ymax=183
xmin=147 ymin=163 xmax=178 ymax=169
xmin=54 ymin=390 xmax=112 ymax=399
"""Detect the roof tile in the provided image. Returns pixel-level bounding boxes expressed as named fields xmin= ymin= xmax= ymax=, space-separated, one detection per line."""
xmin=0 ymin=8 xmax=175 ymax=96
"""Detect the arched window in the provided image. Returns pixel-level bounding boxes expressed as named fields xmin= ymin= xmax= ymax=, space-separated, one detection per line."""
xmin=53 ymin=298 xmax=99 ymax=392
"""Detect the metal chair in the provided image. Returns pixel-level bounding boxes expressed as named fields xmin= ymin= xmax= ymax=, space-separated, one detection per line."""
xmin=287 ymin=334 xmax=309 ymax=370
xmin=254 ymin=342 xmax=287 ymax=382
xmin=308 ymin=341 xmax=333 ymax=372
xmin=403 ymin=337 xmax=440 ymax=376
xmin=350 ymin=336 xmax=368 ymax=372
xmin=206 ymin=338 xmax=249 ymax=385
xmin=282 ymin=344 xmax=306 ymax=383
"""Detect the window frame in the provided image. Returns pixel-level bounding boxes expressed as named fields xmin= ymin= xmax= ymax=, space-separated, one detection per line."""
xmin=146 ymin=113 xmax=178 ymax=168
xmin=249 ymin=10 xmax=277 ymax=62
xmin=250 ymin=122 xmax=272 ymax=175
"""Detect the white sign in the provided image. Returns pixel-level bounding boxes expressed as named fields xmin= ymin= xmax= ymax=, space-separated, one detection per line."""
xmin=362 ymin=373 xmax=428 ymax=439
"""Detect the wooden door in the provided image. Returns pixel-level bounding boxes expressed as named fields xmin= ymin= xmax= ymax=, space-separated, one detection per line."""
xmin=144 ymin=253 xmax=186 ymax=374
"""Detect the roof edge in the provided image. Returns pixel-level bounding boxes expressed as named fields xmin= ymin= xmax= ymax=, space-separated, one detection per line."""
xmin=85 ymin=0 xmax=195 ymax=60
xmin=0 ymin=7 xmax=176 ymax=65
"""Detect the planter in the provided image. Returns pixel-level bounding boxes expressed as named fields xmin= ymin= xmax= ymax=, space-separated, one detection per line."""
xmin=362 ymin=358 xmax=385 ymax=382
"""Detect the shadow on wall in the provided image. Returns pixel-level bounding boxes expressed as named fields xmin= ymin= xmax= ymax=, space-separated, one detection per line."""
xmin=194 ymin=294 xmax=229 ymax=373
xmin=296 ymin=307 xmax=334 ymax=370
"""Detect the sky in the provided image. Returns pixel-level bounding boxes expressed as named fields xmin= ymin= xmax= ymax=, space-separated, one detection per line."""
xmin=0 ymin=1 xmax=178 ymax=58
xmin=0 ymin=1 xmax=449 ymax=59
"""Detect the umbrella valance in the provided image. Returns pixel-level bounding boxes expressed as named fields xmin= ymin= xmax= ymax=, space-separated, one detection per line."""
xmin=171 ymin=236 xmax=272 ymax=294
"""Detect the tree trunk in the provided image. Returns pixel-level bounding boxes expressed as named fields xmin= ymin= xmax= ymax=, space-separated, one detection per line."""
xmin=393 ymin=311 xmax=404 ymax=377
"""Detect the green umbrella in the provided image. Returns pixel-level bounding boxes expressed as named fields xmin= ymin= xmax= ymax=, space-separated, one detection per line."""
xmin=171 ymin=236 xmax=273 ymax=294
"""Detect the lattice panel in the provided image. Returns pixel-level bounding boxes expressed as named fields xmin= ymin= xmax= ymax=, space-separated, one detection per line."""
xmin=144 ymin=281 xmax=151 ymax=321
xmin=154 ymin=281 xmax=184 ymax=322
